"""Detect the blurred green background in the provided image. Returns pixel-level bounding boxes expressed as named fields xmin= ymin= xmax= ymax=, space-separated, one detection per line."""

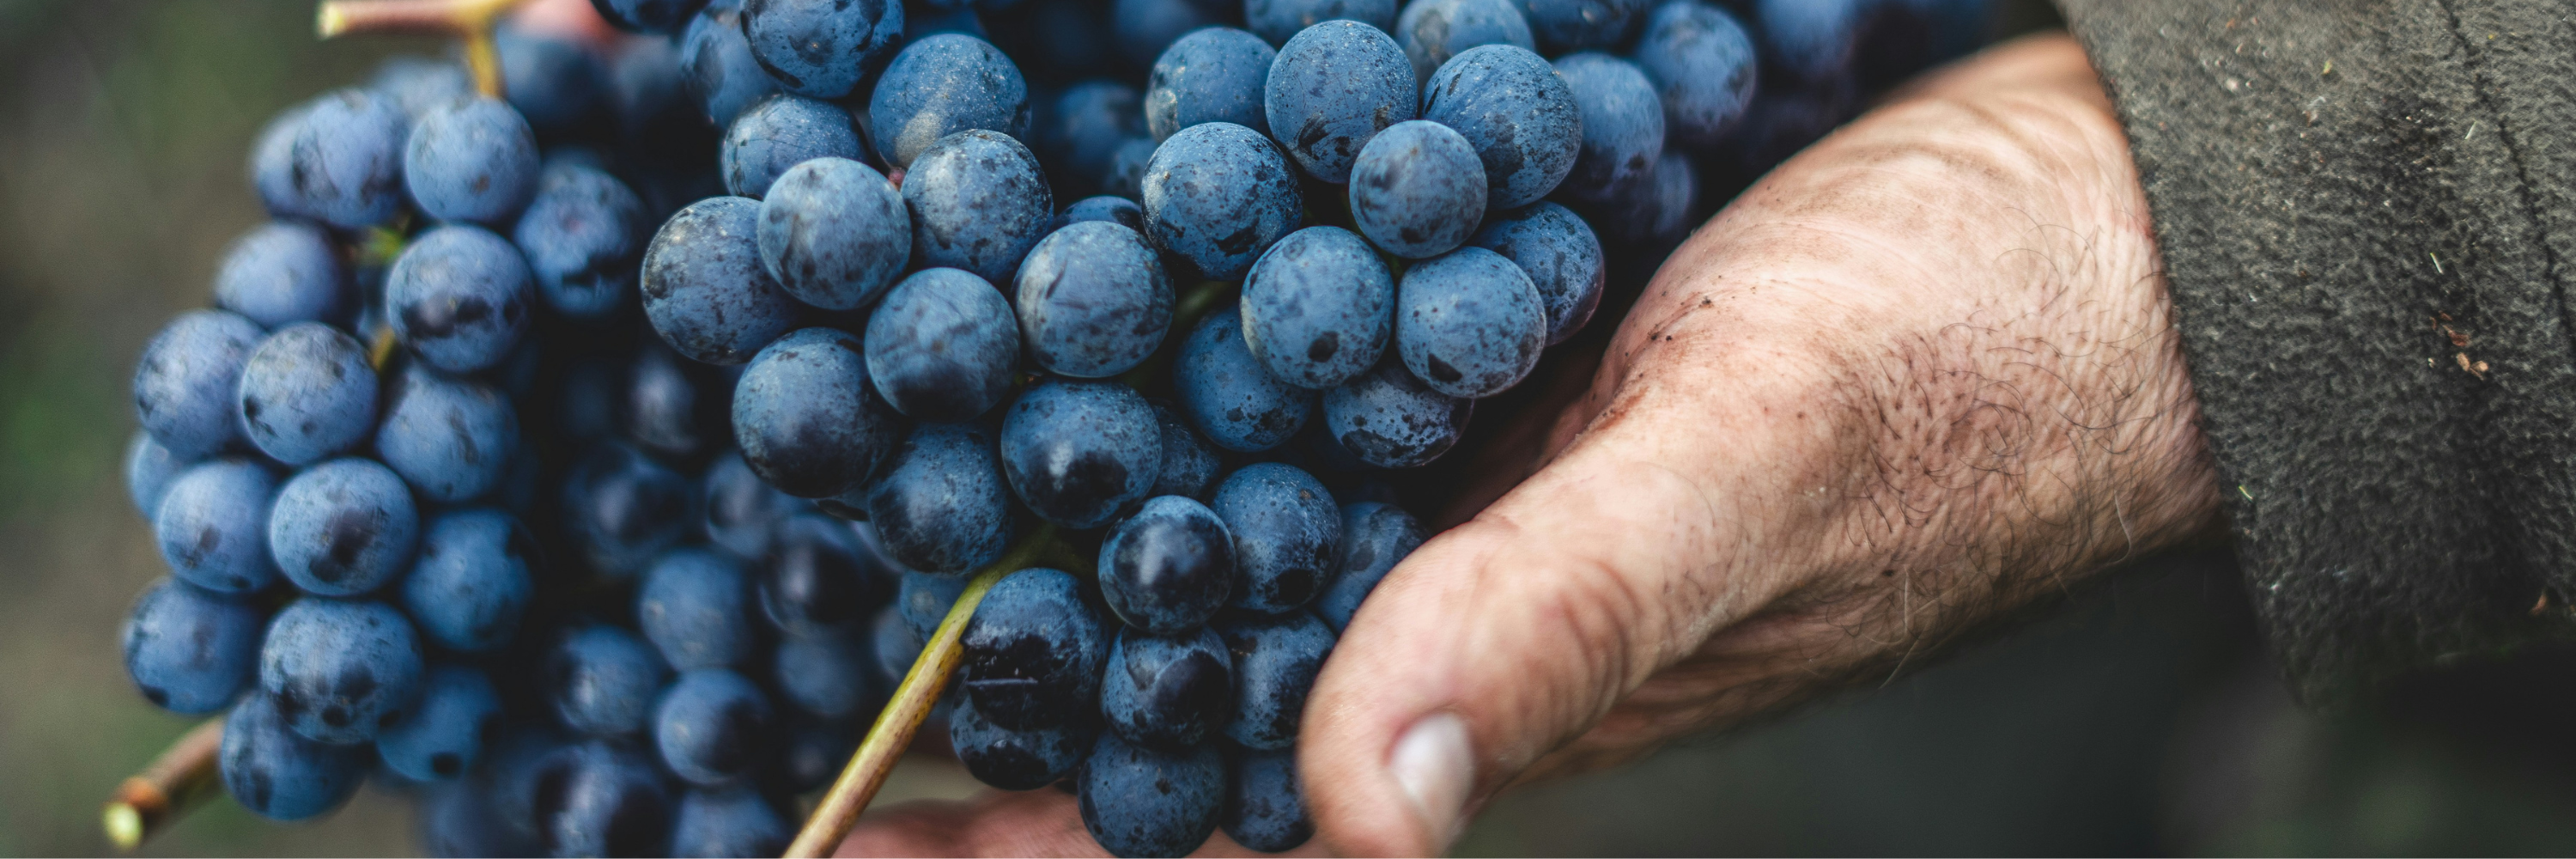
xmin=6 ymin=1 xmax=2576 ymax=856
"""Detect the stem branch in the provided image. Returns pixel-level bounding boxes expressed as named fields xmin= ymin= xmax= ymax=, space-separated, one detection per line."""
xmin=104 ymin=717 xmax=225 ymax=851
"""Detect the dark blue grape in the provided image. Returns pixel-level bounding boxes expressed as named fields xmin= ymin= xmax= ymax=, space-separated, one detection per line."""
xmin=526 ymin=741 xmax=675 ymax=857
xmin=548 ymin=624 xmax=671 ymax=738
xmin=122 ymin=578 xmax=263 ymax=713
xmin=1263 ymin=20 xmax=1413 ymax=184
xmin=1140 ymin=122 xmax=1302 ymax=280
xmin=653 ymin=667 xmax=775 ymax=785
xmin=375 ymin=363 xmax=519 ymax=503
xmin=1176 ymin=305 xmax=1315 ymax=452
xmin=1015 ymin=221 xmax=1173 ymax=378
xmin=1347 ymin=120 xmax=1486 ymax=259
xmin=283 ymin=89 xmax=408 ymax=229
xmin=236 ymin=323 xmax=378 ymax=466
xmin=899 ymin=570 xmax=969 ymax=639
xmin=1321 ymin=356 xmax=1472 ymax=467
xmin=260 ymin=597 xmax=426 ymax=745
xmin=762 ymin=513 xmax=899 ymax=636
xmin=1059 ymin=194 xmax=1147 ymax=233
xmin=1518 ymin=0 xmax=1644 ymax=51
xmin=1245 ymin=0 xmax=1394 ymax=46
xmin=771 ymin=629 xmax=882 ymax=718
xmin=639 ymin=547 xmax=758 ymax=669
xmin=125 ymin=430 xmax=190 ymax=519
xmin=1465 ymin=201 xmax=1603 ymax=344
xmin=671 ymin=787 xmax=793 ymax=858
xmin=756 ymin=157 xmax=910 ymax=311
xmin=370 ymin=55 xmax=474 ymax=123
xmin=495 ymin=26 xmax=607 ymax=135
xmin=1038 ymin=81 xmax=1146 ymax=191
xmin=623 ymin=339 xmax=729 ymax=460
xmin=951 ymin=696 xmax=1091 ymax=789
xmin=742 ymin=0 xmax=904 ymax=99
xmin=960 ymin=568 xmax=1108 ymax=728
xmin=1318 ymin=500 xmax=1424 ymax=630
xmin=214 ymin=222 xmax=348 ymax=329
xmin=642 ymin=196 xmax=806 ymax=364
xmin=865 ymin=268 xmax=1019 ymax=422
xmin=868 ymin=423 xmax=1018 ymax=573
xmin=155 ymin=459 xmax=281 ymax=594
xmin=388 ymin=223 xmax=536 ymax=374
xmin=1102 ymin=136 xmax=1158 ymax=198
xmin=592 ymin=0 xmax=711 ymax=34
xmin=404 ymin=95 xmax=541 ymax=225
xmin=1552 ymin=52 xmax=1665 ymax=204
xmin=1112 ymin=0 xmax=1229 ymax=70
xmin=1210 ymin=462 xmax=1339 ymax=612
xmin=1080 ymin=734 xmax=1226 ymax=858
xmin=1396 ymin=0 xmax=1535 ymax=86
xmin=1149 ymin=401 xmax=1223 ymax=500
xmin=902 ymin=129 xmax=1056 ymax=283
xmin=1394 ymin=246 xmax=1545 ymax=398
xmin=731 ymin=328 xmax=902 ymax=498
xmin=1240 ymin=226 xmax=1393 ymax=390
xmin=1223 ymin=747 xmax=1314 ymax=851
xmin=999 ymin=379 xmax=1163 ymax=528
xmin=1755 ymin=0 xmax=1870 ymax=84
xmin=220 ymin=692 xmax=370 ymax=821
xmin=250 ymin=105 xmax=312 ymax=221
xmin=1583 ymin=147 xmax=1698 ymax=245
xmin=377 ymin=664 xmax=503 ymax=781
xmin=513 ymin=161 xmax=650 ymax=320
xmin=269 ymin=457 xmax=419 ymax=597
xmin=720 ymin=94 xmax=866 ymax=198
xmin=1421 ymin=44 xmax=1582 ymax=210
xmin=869 ymin=34 xmax=1031 ymax=168
xmin=133 ymin=309 xmax=264 ymax=460
xmin=704 ymin=448 xmax=799 ymax=560
xmin=1217 ymin=612 xmax=1333 ymax=747
xmin=562 ymin=442 xmax=696 ymax=577
xmin=1145 ymin=28 xmax=1274 ymax=141
xmin=1631 ymin=0 xmax=1758 ymax=149
xmin=680 ymin=0 xmax=785 ymax=128
xmin=1101 ymin=627 xmax=1232 ymax=748
xmin=1099 ymin=496 xmax=1235 ymax=633
xmin=402 ymin=509 xmax=536 ymax=653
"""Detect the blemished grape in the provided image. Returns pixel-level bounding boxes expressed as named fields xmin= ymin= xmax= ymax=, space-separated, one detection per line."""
xmin=679 ymin=0 xmax=784 ymax=127
xmin=1243 ymin=0 xmax=1393 ymax=46
xmin=1346 ymin=119 xmax=1487 ymax=259
xmin=154 ymin=459 xmax=283 ymax=594
xmin=1395 ymin=245 xmax=1547 ymax=399
xmin=238 ymin=322 xmax=380 ymax=465
xmin=864 ymin=267 xmax=1019 ymax=422
xmin=376 ymin=664 xmax=503 ymax=782
xmin=214 ymin=222 xmax=348 ymax=329
xmin=1466 ymin=201 xmax=1605 ymax=344
xmin=671 ymin=787 xmax=796 ymax=858
xmin=644 ymin=196 xmax=807 ymax=365
xmin=1320 ymin=500 xmax=1425 ymax=630
xmin=404 ymin=95 xmax=542 ymax=225
xmin=1263 ymin=20 xmax=1413 ymax=183
xmin=1631 ymin=0 xmax=1759 ymax=149
xmin=1102 ymin=626 xmax=1232 ymax=747
xmin=1014 ymin=220 xmax=1173 ymax=378
xmin=741 ymin=0 xmax=906 ymax=100
xmin=258 ymin=598 xmax=426 ymax=745
xmin=547 ymin=624 xmax=673 ymax=738
xmin=1240 ymin=225 xmax=1394 ymax=388
xmin=268 ymin=457 xmax=420 ymax=597
xmin=868 ymin=423 xmax=1019 ymax=573
xmin=282 ymin=89 xmax=410 ymax=229
xmin=1552 ymin=52 xmax=1666 ymax=204
xmin=652 ymin=667 xmax=776 ymax=785
xmin=1218 ymin=612 xmax=1334 ymax=747
xmin=1139 ymin=121 xmax=1302 ymax=280
xmin=121 ymin=578 xmax=264 ymax=714
xmin=960 ymin=568 xmax=1109 ymax=728
xmin=721 ymin=94 xmax=869 ymax=198
xmin=513 ymin=161 xmax=650 ymax=320
xmin=757 ymin=157 xmax=912 ymax=311
xmin=870 ymin=34 xmax=1032 ymax=168
xmin=1321 ymin=356 xmax=1473 ymax=468
xmin=1176 ymin=304 xmax=1315 ymax=452
xmin=1420 ymin=44 xmax=1582 ymax=210
xmin=638 ymin=547 xmax=760 ymax=669
xmin=1223 ymin=746 xmax=1315 ymax=850
xmin=388 ymin=224 xmax=537 ymax=374
xmin=401 ymin=509 xmax=537 ymax=653
xmin=1395 ymin=0 xmax=1536 ymax=86
xmin=902 ymin=129 xmax=1056 ymax=283
xmin=1148 ymin=401 xmax=1223 ymax=500
xmin=949 ymin=696 xmax=1092 ymax=789
xmin=732 ymin=327 xmax=902 ymax=498
xmin=1079 ymin=733 xmax=1227 ymax=858
xmin=1145 ymin=28 xmax=1275 ymax=141
xmin=132 ymin=309 xmax=264 ymax=460
xmin=219 ymin=692 xmax=371 ymax=821
xmin=1210 ymin=462 xmax=1340 ymax=612
xmin=374 ymin=363 xmax=520 ymax=503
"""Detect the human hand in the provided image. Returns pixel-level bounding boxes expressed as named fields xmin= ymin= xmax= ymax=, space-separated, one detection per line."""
xmin=839 ymin=32 xmax=2222 ymax=856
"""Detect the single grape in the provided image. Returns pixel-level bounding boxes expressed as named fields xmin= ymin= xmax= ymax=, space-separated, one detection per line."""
xmin=1318 ymin=500 xmax=1425 ymax=630
xmin=1038 ymin=81 xmax=1147 ymax=191
xmin=388 ymin=224 xmax=537 ymax=374
xmin=720 ymin=94 xmax=866 ymax=198
xmin=269 ymin=457 xmax=419 ymax=597
xmin=960 ymin=568 xmax=1109 ymax=728
xmin=1140 ymin=121 xmax=1302 ymax=280
xmin=593 ymin=0 xmax=712 ymax=34
xmin=742 ymin=0 xmax=905 ymax=99
xmin=1175 ymin=305 xmax=1316 ymax=453
xmin=1101 ymin=627 xmax=1232 ymax=748
xmin=1583 ymin=147 xmax=1698 ymax=245
xmin=868 ymin=423 xmax=1018 ymax=574
xmin=1240 ymin=226 xmax=1394 ymax=390
xmin=1149 ymin=400 xmax=1223 ymax=501
xmin=1078 ymin=733 xmax=1226 ymax=858
xmin=1518 ymin=0 xmax=1644 ymax=52
xmin=376 ymin=664 xmax=503 ymax=781
xmin=702 ymin=448 xmax=799 ymax=560
xmin=1218 ymin=612 xmax=1334 ymax=747
xmin=622 ymin=339 xmax=729 ymax=461
xmin=732 ymin=328 xmax=902 ymax=498
xmin=1630 ymin=0 xmax=1759 ymax=149
xmin=902 ymin=129 xmax=1055 ymax=284
xmin=375 ymin=363 xmax=519 ymax=503
xmin=369 ymin=55 xmax=474 ymax=123
xmin=870 ymin=34 xmax=1031 ymax=168
xmin=864 ymin=267 xmax=1020 ymax=422
xmin=214 ymin=222 xmax=348 ymax=329
xmin=999 ymin=379 xmax=1163 ymax=528
xmin=1420 ymin=44 xmax=1581 ymax=210
xmin=1211 ymin=462 xmax=1340 ymax=612
xmin=561 ymin=442 xmax=696 ymax=577
xmin=1321 ymin=356 xmax=1473 ymax=468
xmin=132 ymin=309 xmax=264 ymax=460
xmin=1347 ymin=119 xmax=1487 ymax=259
xmin=155 ymin=459 xmax=282 ymax=594
xmin=1552 ymin=52 xmax=1666 ymax=204
xmin=124 ymin=430 xmax=191 ymax=519
xmin=1465 ymin=201 xmax=1604 ymax=344
xmin=220 ymin=692 xmax=370 ymax=821
xmin=756 ymin=156 xmax=910 ymax=311
xmin=404 ymin=95 xmax=541 ymax=225
xmin=236 ymin=323 xmax=378 ymax=466
xmin=548 ymin=624 xmax=671 ymax=738
xmin=771 ymin=629 xmax=883 ymax=718
xmin=1111 ymin=0 xmax=1229 ymax=70
xmin=951 ymin=696 xmax=1092 ymax=789
xmin=1223 ymin=747 xmax=1315 ymax=851
xmin=122 ymin=578 xmax=264 ymax=713
xmin=248 ymin=104 xmax=313 ymax=220
xmin=1263 ymin=20 xmax=1413 ymax=184
xmin=1394 ymin=245 xmax=1546 ymax=398
xmin=638 ymin=547 xmax=759 ymax=669
xmin=494 ymin=26 xmax=607 ymax=134
xmin=283 ymin=89 xmax=408 ymax=229
xmin=1245 ymin=0 xmax=1394 ymax=46
xmin=1395 ymin=0 xmax=1535 ymax=86
xmin=671 ymin=787 xmax=793 ymax=858
xmin=679 ymin=0 xmax=784 ymax=128
xmin=1059 ymin=194 xmax=1147 ymax=233
xmin=761 ymin=513 xmax=899 ymax=636
xmin=526 ymin=741 xmax=676 ymax=857
xmin=259 ymin=597 xmax=426 ymax=745
xmin=1099 ymin=496 xmax=1236 ymax=633
xmin=1015 ymin=220 xmax=1173 ymax=378
xmin=642 ymin=196 xmax=805 ymax=364
xmin=899 ymin=570 xmax=969 ymax=639
xmin=513 ymin=161 xmax=650 ymax=320
xmin=1145 ymin=28 xmax=1275 ymax=141
xmin=653 ymin=667 xmax=775 ymax=785
xmin=401 ymin=509 xmax=537 ymax=653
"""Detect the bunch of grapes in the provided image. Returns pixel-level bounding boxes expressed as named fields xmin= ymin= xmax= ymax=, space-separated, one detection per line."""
xmin=112 ymin=0 xmax=1986 ymax=855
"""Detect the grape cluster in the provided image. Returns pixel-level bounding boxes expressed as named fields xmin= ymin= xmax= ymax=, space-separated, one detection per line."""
xmin=117 ymin=0 xmax=1985 ymax=855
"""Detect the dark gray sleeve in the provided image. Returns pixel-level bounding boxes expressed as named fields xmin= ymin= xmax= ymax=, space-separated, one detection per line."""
xmin=2052 ymin=0 xmax=2576 ymax=701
